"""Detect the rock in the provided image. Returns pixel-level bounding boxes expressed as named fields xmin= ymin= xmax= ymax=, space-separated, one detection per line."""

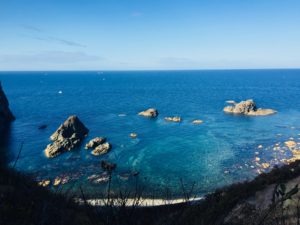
xmin=0 ymin=82 xmax=15 ymax=131
xmin=164 ymin=116 xmax=181 ymax=122
xmin=223 ymin=99 xmax=276 ymax=116
xmin=61 ymin=176 xmax=70 ymax=184
xmin=247 ymin=108 xmax=277 ymax=116
xmin=132 ymin=171 xmax=140 ymax=176
xmin=293 ymin=150 xmax=300 ymax=155
xmin=129 ymin=133 xmax=138 ymax=138
xmin=192 ymin=119 xmax=203 ymax=124
xmin=87 ymin=172 xmax=110 ymax=183
xmin=44 ymin=115 xmax=89 ymax=158
xmin=285 ymin=141 xmax=297 ymax=149
xmin=226 ymin=100 xmax=237 ymax=104
xmin=38 ymin=179 xmax=50 ymax=187
xmin=261 ymin=163 xmax=270 ymax=169
xmin=53 ymin=177 xmax=61 ymax=186
xmin=91 ymin=142 xmax=111 ymax=156
xmin=101 ymin=160 xmax=117 ymax=171
xmin=138 ymin=108 xmax=158 ymax=118
xmin=85 ymin=137 xmax=106 ymax=149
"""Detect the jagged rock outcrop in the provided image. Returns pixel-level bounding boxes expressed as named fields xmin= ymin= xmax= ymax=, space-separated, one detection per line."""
xmin=138 ymin=108 xmax=158 ymax=118
xmin=223 ymin=99 xmax=276 ymax=116
xmin=44 ymin=115 xmax=89 ymax=158
xmin=85 ymin=137 xmax=106 ymax=149
xmin=0 ymin=82 xmax=15 ymax=131
xmin=91 ymin=142 xmax=111 ymax=156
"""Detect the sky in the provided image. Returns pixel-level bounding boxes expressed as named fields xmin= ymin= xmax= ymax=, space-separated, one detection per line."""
xmin=0 ymin=0 xmax=300 ymax=71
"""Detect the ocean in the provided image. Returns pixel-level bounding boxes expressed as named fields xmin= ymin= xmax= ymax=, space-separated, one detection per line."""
xmin=1 ymin=69 xmax=300 ymax=198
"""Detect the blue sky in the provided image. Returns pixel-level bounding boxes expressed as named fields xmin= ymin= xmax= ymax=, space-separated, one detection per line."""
xmin=0 ymin=0 xmax=300 ymax=70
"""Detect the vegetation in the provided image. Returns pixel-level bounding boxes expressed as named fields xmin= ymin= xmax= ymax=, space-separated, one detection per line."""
xmin=2 ymin=156 xmax=300 ymax=225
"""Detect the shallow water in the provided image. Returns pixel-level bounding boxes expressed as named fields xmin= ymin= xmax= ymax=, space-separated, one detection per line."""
xmin=1 ymin=69 xmax=300 ymax=198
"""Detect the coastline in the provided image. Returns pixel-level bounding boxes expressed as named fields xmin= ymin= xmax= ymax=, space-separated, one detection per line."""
xmin=78 ymin=196 xmax=204 ymax=207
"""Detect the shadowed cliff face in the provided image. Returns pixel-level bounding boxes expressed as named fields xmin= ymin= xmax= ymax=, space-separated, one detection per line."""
xmin=0 ymin=82 xmax=15 ymax=127
xmin=0 ymin=82 xmax=14 ymax=167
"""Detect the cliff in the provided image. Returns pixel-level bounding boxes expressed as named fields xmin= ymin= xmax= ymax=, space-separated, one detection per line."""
xmin=0 ymin=82 xmax=15 ymax=132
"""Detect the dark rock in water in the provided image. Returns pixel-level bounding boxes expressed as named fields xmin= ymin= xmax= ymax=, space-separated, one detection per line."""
xmin=101 ymin=160 xmax=117 ymax=171
xmin=38 ymin=124 xmax=47 ymax=130
xmin=44 ymin=115 xmax=89 ymax=158
xmin=132 ymin=171 xmax=140 ymax=176
xmin=223 ymin=99 xmax=276 ymax=116
xmin=0 ymin=82 xmax=15 ymax=131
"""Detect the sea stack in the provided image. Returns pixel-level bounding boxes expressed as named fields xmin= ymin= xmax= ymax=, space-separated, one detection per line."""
xmin=44 ymin=115 xmax=89 ymax=158
xmin=138 ymin=108 xmax=159 ymax=118
xmin=223 ymin=99 xmax=276 ymax=116
xmin=0 ymin=82 xmax=15 ymax=132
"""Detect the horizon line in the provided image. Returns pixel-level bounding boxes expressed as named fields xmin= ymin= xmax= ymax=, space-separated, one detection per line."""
xmin=0 ymin=67 xmax=300 ymax=73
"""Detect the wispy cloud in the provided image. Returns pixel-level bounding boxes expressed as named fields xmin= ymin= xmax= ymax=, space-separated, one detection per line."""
xmin=33 ymin=36 xmax=86 ymax=47
xmin=21 ymin=24 xmax=43 ymax=32
xmin=0 ymin=51 xmax=105 ymax=70
xmin=0 ymin=51 xmax=100 ymax=63
xmin=20 ymin=24 xmax=86 ymax=48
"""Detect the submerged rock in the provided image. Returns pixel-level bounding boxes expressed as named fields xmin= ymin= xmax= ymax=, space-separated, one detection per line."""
xmin=87 ymin=172 xmax=110 ymax=183
xmin=164 ymin=116 xmax=181 ymax=122
xmin=223 ymin=99 xmax=276 ymax=116
xmin=85 ymin=137 xmax=106 ymax=149
xmin=38 ymin=179 xmax=50 ymax=187
xmin=129 ymin=133 xmax=138 ymax=138
xmin=285 ymin=140 xmax=297 ymax=149
xmin=192 ymin=119 xmax=203 ymax=124
xmin=261 ymin=163 xmax=270 ymax=169
xmin=44 ymin=115 xmax=89 ymax=158
xmin=138 ymin=108 xmax=158 ymax=118
xmin=38 ymin=124 xmax=47 ymax=130
xmin=91 ymin=142 xmax=111 ymax=156
xmin=0 ymin=82 xmax=15 ymax=131
xmin=101 ymin=160 xmax=117 ymax=171
xmin=118 ymin=173 xmax=131 ymax=181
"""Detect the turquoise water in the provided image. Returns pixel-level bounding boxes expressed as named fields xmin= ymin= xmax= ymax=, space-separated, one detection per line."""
xmin=1 ymin=70 xmax=300 ymax=198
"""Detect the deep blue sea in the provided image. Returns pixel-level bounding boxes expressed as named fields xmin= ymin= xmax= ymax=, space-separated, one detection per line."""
xmin=1 ymin=70 xmax=300 ymax=198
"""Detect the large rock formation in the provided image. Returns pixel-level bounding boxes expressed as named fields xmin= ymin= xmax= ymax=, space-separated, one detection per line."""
xmin=0 ymin=82 xmax=15 ymax=131
xmin=45 ymin=115 xmax=89 ymax=158
xmin=138 ymin=108 xmax=158 ymax=118
xmin=223 ymin=99 xmax=276 ymax=116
